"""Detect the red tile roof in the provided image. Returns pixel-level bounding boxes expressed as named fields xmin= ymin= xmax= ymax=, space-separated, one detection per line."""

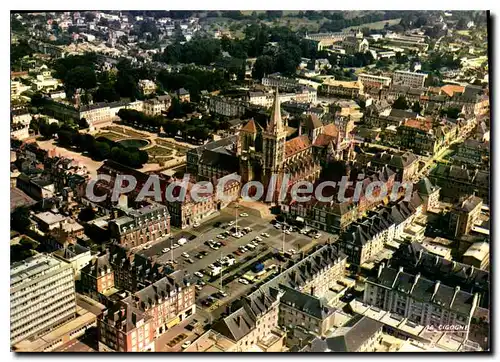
xmin=240 ymin=119 xmax=257 ymax=133
xmin=285 ymin=135 xmax=311 ymax=158
xmin=441 ymin=84 xmax=465 ymax=97
xmin=322 ymin=123 xmax=340 ymax=137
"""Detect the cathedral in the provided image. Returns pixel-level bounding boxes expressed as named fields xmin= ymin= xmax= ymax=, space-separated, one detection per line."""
xmin=187 ymin=88 xmax=355 ymax=202
xmin=237 ymin=88 xmax=354 ymax=198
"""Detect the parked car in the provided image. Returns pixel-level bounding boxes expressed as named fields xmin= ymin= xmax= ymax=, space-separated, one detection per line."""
xmin=172 ymin=243 xmax=180 ymax=249
xmin=162 ymin=248 xmax=170 ymax=253
xmin=197 ymin=253 xmax=204 ymax=259
xmin=238 ymin=278 xmax=250 ymax=285
xmin=193 ymin=222 xmax=200 ymax=228
xmin=217 ymin=234 xmax=225 ymax=239
xmin=182 ymin=252 xmax=190 ymax=258
xmin=195 ymin=285 xmax=203 ymax=291
xmin=239 ymin=213 xmax=249 ymax=217
xmin=200 ymin=251 xmax=209 ymax=256
xmin=261 ymin=233 xmax=270 ymax=238
xmin=194 ymin=272 xmax=204 ymax=278
xmin=143 ymin=245 xmax=152 ymax=250
xmin=213 ymin=221 xmax=222 ymax=227
xmin=228 ymin=221 xmax=235 ymax=226
xmin=186 ymin=258 xmax=195 ymax=264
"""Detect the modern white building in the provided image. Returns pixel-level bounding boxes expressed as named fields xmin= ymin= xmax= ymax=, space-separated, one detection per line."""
xmin=392 ymin=71 xmax=428 ymax=88
xmin=11 ymin=254 xmax=76 ymax=346
xmin=358 ymin=73 xmax=392 ymax=89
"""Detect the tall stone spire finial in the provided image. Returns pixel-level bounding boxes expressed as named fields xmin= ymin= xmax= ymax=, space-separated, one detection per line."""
xmin=267 ymin=87 xmax=283 ymax=134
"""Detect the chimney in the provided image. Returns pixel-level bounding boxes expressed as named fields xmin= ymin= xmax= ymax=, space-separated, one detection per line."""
xmin=378 ymin=262 xmax=385 ymax=278
xmin=131 ymin=312 xmax=137 ymax=326
xmin=432 ymin=280 xmax=441 ymax=299
xmin=119 ymin=194 xmax=128 ymax=209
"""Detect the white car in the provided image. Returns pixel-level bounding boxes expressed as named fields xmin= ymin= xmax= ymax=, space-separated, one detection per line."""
xmin=314 ymin=233 xmax=321 ymax=239
xmin=274 ymin=223 xmax=281 ymax=229
xmin=194 ymin=272 xmax=204 ymax=278
xmin=217 ymin=234 xmax=225 ymax=239
xmin=228 ymin=221 xmax=235 ymax=226
xmin=181 ymin=341 xmax=192 ymax=349
xmin=255 ymin=236 xmax=263 ymax=242
xmin=178 ymin=238 xmax=187 ymax=245
xmin=193 ymin=222 xmax=200 ymax=228
xmin=252 ymin=240 xmax=259 ymax=246
xmin=162 ymin=248 xmax=170 ymax=253
xmin=232 ymin=233 xmax=243 ymax=238
xmin=195 ymin=285 xmax=203 ymax=291
xmin=238 ymin=278 xmax=250 ymax=285
xmin=261 ymin=233 xmax=270 ymax=238
xmin=182 ymin=252 xmax=190 ymax=258
xmin=239 ymin=213 xmax=249 ymax=217
xmin=143 ymin=245 xmax=152 ymax=250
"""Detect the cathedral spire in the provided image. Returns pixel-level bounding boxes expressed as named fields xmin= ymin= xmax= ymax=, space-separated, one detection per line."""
xmin=267 ymin=87 xmax=284 ymax=134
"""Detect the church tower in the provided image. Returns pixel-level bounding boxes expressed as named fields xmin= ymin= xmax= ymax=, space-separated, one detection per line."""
xmin=263 ymin=88 xmax=287 ymax=176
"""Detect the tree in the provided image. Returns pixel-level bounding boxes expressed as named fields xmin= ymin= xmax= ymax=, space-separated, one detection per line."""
xmin=393 ymin=96 xmax=409 ymax=110
xmin=252 ymin=55 xmax=276 ymax=80
xmin=11 ymin=207 xmax=31 ymax=232
xmin=412 ymin=101 xmax=423 ymax=114
xmin=64 ymin=66 xmax=97 ymax=93
xmin=78 ymin=117 xmax=89 ymax=129
xmin=78 ymin=206 xmax=96 ymax=222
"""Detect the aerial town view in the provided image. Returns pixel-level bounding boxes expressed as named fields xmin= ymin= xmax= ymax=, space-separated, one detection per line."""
xmin=10 ymin=10 xmax=490 ymax=353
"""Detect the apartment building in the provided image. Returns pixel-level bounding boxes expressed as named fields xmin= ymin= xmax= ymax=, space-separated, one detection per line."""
xmin=80 ymin=253 xmax=115 ymax=299
xmin=310 ymin=314 xmax=383 ymax=352
xmin=11 ymin=254 xmax=76 ymax=346
xmin=371 ymin=151 xmax=419 ymax=182
xmin=53 ymin=244 xmax=92 ymax=280
xmin=389 ymin=242 xmax=490 ymax=309
xmin=143 ymin=95 xmax=171 ymax=116
xmin=319 ymin=79 xmax=360 ymax=98
xmin=138 ymin=79 xmax=156 ymax=95
xmin=108 ymin=201 xmax=171 ymax=249
xmin=278 ymin=285 xmax=337 ymax=336
xmin=209 ymin=96 xmax=247 ymax=117
xmin=392 ymin=71 xmax=428 ymax=88
xmin=364 ymin=265 xmax=480 ymax=340
xmin=415 ymin=177 xmax=441 ymax=213
xmin=358 ymin=73 xmax=392 ymax=89
xmin=262 ymin=73 xmax=299 ymax=90
xmin=340 ymin=193 xmax=422 ymax=266
xmin=449 ymin=195 xmax=483 ymax=238
xmin=98 ymin=275 xmax=196 ymax=352
xmin=429 ymin=164 xmax=489 ymax=203
xmin=462 ymin=242 xmax=489 ymax=270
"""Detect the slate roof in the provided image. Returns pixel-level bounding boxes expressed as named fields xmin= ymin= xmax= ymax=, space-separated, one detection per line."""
xmin=416 ymin=177 xmax=439 ymax=195
xmin=371 ymin=150 xmax=418 ymax=169
xmin=390 ymin=242 xmax=489 ymax=302
xmin=369 ymin=266 xmax=478 ymax=316
xmin=279 ymin=285 xmax=335 ymax=319
xmin=322 ymin=315 xmax=383 ymax=352
xmin=304 ymin=114 xmax=323 ymax=130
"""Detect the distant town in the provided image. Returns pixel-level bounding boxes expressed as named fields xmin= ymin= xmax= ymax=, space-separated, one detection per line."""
xmin=10 ymin=10 xmax=489 ymax=353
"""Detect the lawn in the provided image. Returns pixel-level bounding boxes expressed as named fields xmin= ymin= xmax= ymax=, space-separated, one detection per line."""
xmin=342 ymin=18 xmax=401 ymax=32
xmin=106 ymin=126 xmax=148 ymax=139
xmin=95 ymin=132 xmax=125 ymax=142
xmin=155 ymin=138 xmax=190 ymax=152
xmin=146 ymin=145 xmax=174 ymax=158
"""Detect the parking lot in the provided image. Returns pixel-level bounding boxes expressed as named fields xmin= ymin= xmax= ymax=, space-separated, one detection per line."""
xmin=137 ymin=206 xmax=335 ymax=315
